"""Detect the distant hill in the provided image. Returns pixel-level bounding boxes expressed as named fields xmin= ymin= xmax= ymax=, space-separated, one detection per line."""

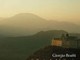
xmin=26 ymin=46 xmax=80 ymax=60
xmin=34 ymin=30 xmax=68 ymax=38
xmin=0 ymin=13 xmax=80 ymax=36
xmin=0 ymin=17 xmax=4 ymax=20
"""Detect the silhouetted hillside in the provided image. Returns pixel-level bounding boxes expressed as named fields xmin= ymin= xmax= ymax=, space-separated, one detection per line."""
xmin=0 ymin=30 xmax=80 ymax=60
xmin=26 ymin=46 xmax=80 ymax=60
xmin=0 ymin=30 xmax=69 ymax=60
xmin=34 ymin=30 xmax=68 ymax=38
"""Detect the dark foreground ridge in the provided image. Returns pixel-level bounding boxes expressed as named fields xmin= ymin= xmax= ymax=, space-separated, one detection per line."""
xmin=26 ymin=46 xmax=80 ymax=60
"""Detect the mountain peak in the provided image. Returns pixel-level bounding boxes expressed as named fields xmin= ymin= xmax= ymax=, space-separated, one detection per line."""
xmin=15 ymin=13 xmax=36 ymax=16
xmin=12 ymin=13 xmax=41 ymax=18
xmin=10 ymin=13 xmax=46 ymax=22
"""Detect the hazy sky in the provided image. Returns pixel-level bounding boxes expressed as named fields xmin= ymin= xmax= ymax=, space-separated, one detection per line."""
xmin=0 ymin=0 xmax=80 ymax=23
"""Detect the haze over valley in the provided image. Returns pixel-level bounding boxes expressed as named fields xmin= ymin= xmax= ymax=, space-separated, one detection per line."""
xmin=0 ymin=13 xmax=80 ymax=37
xmin=0 ymin=0 xmax=80 ymax=60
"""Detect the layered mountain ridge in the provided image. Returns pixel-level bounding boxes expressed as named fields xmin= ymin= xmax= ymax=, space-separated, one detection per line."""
xmin=0 ymin=13 xmax=80 ymax=36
